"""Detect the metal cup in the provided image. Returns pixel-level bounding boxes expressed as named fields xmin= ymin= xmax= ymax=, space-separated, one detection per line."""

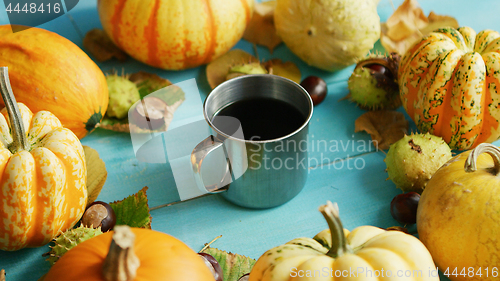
xmin=191 ymin=74 xmax=313 ymax=209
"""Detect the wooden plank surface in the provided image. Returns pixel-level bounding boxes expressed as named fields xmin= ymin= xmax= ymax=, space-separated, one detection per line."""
xmin=1 ymin=0 xmax=499 ymax=280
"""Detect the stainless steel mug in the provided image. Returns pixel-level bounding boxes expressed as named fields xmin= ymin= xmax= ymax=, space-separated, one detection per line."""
xmin=191 ymin=74 xmax=313 ymax=209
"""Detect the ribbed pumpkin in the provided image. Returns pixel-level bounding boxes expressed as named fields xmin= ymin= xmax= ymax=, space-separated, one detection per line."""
xmin=0 ymin=69 xmax=87 ymax=251
xmin=0 ymin=25 xmax=108 ymax=139
xmin=399 ymin=26 xmax=500 ymax=150
xmin=97 ymin=0 xmax=254 ymax=70
xmin=44 ymin=226 xmax=215 ymax=281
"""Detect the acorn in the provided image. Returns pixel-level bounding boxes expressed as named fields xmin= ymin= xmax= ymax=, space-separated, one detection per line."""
xmin=384 ymin=133 xmax=452 ymax=193
xmin=347 ymin=53 xmax=401 ymax=110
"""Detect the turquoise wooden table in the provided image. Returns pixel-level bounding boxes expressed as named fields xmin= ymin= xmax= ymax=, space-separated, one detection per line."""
xmin=1 ymin=0 xmax=500 ymax=280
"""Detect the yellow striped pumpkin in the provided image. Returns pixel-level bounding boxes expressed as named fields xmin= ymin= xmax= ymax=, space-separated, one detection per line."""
xmin=399 ymin=27 xmax=500 ymax=150
xmin=97 ymin=0 xmax=254 ymax=70
xmin=0 ymin=102 xmax=86 ymax=251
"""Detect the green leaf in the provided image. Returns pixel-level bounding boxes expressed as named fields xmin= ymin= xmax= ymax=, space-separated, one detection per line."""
xmin=201 ymin=247 xmax=256 ymax=281
xmin=110 ymin=186 xmax=152 ymax=229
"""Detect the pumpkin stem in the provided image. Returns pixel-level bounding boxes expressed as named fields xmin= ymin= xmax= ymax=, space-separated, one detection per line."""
xmin=464 ymin=143 xmax=500 ymax=175
xmin=102 ymin=225 xmax=140 ymax=281
xmin=0 ymin=67 xmax=29 ymax=153
xmin=318 ymin=201 xmax=351 ymax=258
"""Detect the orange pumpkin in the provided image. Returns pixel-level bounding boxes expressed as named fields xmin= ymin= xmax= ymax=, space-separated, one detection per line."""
xmin=0 ymin=25 xmax=109 ymax=139
xmin=0 ymin=68 xmax=87 ymax=251
xmin=97 ymin=0 xmax=254 ymax=70
xmin=44 ymin=226 xmax=215 ymax=281
xmin=399 ymin=27 xmax=500 ymax=150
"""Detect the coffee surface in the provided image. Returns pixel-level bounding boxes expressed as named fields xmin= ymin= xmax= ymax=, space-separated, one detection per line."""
xmin=212 ymin=98 xmax=306 ymax=141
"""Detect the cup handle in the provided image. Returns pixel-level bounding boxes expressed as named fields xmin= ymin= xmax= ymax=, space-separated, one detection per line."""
xmin=191 ymin=135 xmax=231 ymax=194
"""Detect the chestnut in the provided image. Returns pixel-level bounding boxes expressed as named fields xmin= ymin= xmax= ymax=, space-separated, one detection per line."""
xmin=198 ymin=253 xmax=223 ymax=281
xmin=300 ymin=76 xmax=327 ymax=106
xmin=81 ymin=201 xmax=116 ymax=232
xmin=390 ymin=192 xmax=420 ymax=225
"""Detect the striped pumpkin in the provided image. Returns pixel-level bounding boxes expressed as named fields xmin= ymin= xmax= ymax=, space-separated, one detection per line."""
xmin=0 ymin=103 xmax=87 ymax=251
xmin=0 ymin=25 xmax=109 ymax=139
xmin=97 ymin=0 xmax=254 ymax=70
xmin=399 ymin=27 xmax=500 ymax=150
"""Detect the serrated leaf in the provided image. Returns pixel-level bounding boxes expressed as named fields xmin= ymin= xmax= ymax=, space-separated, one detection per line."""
xmin=110 ymin=187 xmax=152 ymax=229
xmin=201 ymin=247 xmax=256 ymax=281
xmin=83 ymin=146 xmax=107 ymax=207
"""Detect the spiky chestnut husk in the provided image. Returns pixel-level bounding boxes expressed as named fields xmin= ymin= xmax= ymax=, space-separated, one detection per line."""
xmin=384 ymin=133 xmax=452 ymax=193
xmin=45 ymin=225 xmax=103 ymax=265
xmin=225 ymin=62 xmax=268 ymax=80
xmin=347 ymin=53 xmax=401 ymax=110
xmin=106 ymin=73 xmax=141 ymax=119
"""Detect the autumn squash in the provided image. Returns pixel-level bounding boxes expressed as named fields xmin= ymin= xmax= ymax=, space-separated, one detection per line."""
xmin=0 ymin=68 xmax=87 ymax=251
xmin=399 ymin=26 xmax=500 ymax=150
xmin=0 ymin=25 xmax=109 ymax=139
xmin=417 ymin=143 xmax=500 ymax=281
xmin=44 ymin=225 xmax=215 ymax=281
xmin=274 ymin=0 xmax=381 ymax=71
xmin=97 ymin=0 xmax=254 ymax=70
xmin=249 ymin=201 xmax=438 ymax=281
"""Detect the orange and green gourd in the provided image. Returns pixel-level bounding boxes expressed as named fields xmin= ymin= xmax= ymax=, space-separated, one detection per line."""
xmin=399 ymin=27 xmax=500 ymax=150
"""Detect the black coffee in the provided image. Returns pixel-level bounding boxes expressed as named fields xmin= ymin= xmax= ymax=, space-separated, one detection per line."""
xmin=211 ymin=98 xmax=306 ymax=141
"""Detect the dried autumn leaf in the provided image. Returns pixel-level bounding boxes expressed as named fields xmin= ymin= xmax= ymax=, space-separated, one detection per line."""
xmin=206 ymin=49 xmax=259 ymax=89
xmin=263 ymin=59 xmax=301 ymax=84
xmin=243 ymin=1 xmax=282 ymax=53
xmin=84 ymin=146 xmax=107 ymax=207
xmin=354 ymin=111 xmax=409 ymax=150
xmin=380 ymin=0 xmax=458 ymax=55
xmin=83 ymin=28 xmax=128 ymax=62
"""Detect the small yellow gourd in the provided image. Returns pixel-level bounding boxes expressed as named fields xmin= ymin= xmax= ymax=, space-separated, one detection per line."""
xmin=250 ymin=201 xmax=438 ymax=281
xmin=418 ymin=143 xmax=500 ymax=281
xmin=0 ymin=68 xmax=87 ymax=251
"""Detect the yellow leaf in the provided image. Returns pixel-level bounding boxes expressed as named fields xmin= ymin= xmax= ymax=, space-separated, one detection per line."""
xmin=206 ymin=49 xmax=258 ymax=89
xmin=242 ymin=1 xmax=282 ymax=53
xmin=263 ymin=59 xmax=301 ymax=84
xmin=84 ymin=146 xmax=107 ymax=207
